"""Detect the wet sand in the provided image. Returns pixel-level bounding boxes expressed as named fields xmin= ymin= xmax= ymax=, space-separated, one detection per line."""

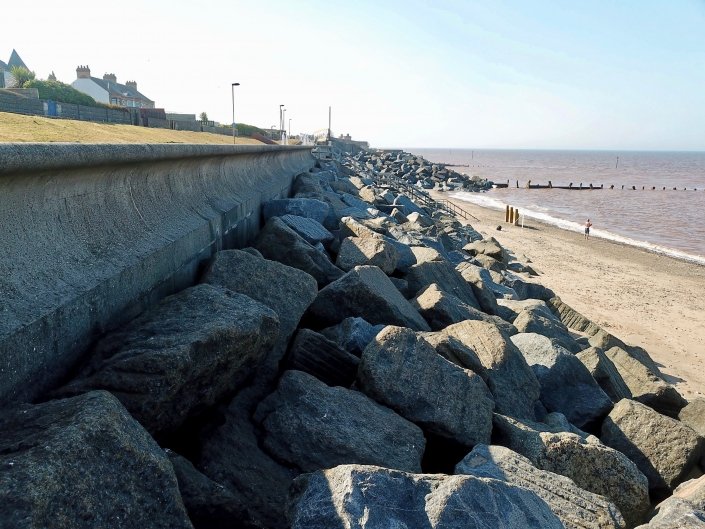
xmin=435 ymin=190 xmax=705 ymax=400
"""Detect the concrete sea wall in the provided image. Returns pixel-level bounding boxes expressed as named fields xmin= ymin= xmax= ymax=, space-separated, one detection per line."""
xmin=0 ymin=143 xmax=314 ymax=405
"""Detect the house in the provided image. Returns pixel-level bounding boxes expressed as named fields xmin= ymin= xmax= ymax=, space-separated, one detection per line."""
xmin=71 ymin=66 xmax=155 ymax=108
xmin=0 ymin=49 xmax=30 ymax=88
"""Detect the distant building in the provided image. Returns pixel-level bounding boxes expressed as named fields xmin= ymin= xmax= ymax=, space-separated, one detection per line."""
xmin=71 ymin=66 xmax=155 ymax=108
xmin=0 ymin=49 xmax=30 ymax=88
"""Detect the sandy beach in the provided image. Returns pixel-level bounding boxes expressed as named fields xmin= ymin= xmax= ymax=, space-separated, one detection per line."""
xmin=435 ymin=191 xmax=705 ymax=400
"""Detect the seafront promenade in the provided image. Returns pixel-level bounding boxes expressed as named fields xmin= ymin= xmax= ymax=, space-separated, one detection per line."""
xmin=0 ymin=145 xmax=703 ymax=528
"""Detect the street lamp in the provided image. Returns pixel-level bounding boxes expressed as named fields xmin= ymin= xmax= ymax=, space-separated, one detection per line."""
xmin=231 ymin=82 xmax=240 ymax=144
xmin=279 ymin=104 xmax=285 ymax=143
xmin=288 ymin=118 xmax=292 ymax=138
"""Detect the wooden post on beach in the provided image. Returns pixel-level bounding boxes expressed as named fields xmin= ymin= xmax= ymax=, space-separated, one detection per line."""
xmin=509 ymin=206 xmax=514 ymax=223
xmin=514 ymin=209 xmax=520 ymax=225
xmin=505 ymin=205 xmax=510 ymax=222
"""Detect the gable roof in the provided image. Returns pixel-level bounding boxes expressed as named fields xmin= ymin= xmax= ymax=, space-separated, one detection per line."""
xmin=89 ymin=76 xmax=153 ymax=103
xmin=8 ymin=49 xmax=27 ymax=69
xmin=0 ymin=60 xmax=7 ymax=70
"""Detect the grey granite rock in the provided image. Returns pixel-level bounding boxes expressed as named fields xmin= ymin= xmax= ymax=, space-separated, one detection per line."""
xmin=412 ymin=284 xmax=517 ymax=334
xmin=457 ymin=444 xmax=626 ymax=529
xmin=438 ymin=320 xmax=541 ymax=420
xmin=511 ymin=333 xmax=613 ymax=430
xmin=306 ymin=265 xmax=431 ymax=331
xmin=501 ymin=272 xmax=555 ymax=301
xmin=335 ymin=236 xmax=399 ymax=274
xmin=605 ymin=346 xmax=686 ymax=418
xmin=279 ymin=214 xmax=335 ymax=247
xmin=680 ymin=398 xmax=705 ymax=438
xmin=463 ymin=236 xmax=506 ymax=261
xmin=405 ymin=260 xmax=481 ymax=309
xmin=577 ymin=347 xmax=632 ymax=403
xmin=254 ymin=217 xmax=344 ymax=287
xmin=286 ymin=329 xmax=359 ymax=387
xmin=320 ymin=317 xmax=385 ymax=357
xmin=358 ymin=326 xmax=494 ymax=446
xmin=634 ymin=499 xmax=705 ymax=528
xmin=263 ymin=197 xmax=331 ymax=224
xmin=254 ymin=370 xmax=425 ymax=473
xmin=288 ymin=464 xmax=564 ymax=529
xmin=513 ymin=308 xmax=582 ymax=353
xmin=56 ymin=284 xmax=279 ymax=436
xmin=601 ymin=399 xmax=703 ymax=498
xmin=0 ymin=392 xmax=192 ymax=529
xmin=493 ymin=413 xmax=650 ymax=527
xmin=456 ymin=261 xmax=501 ymax=315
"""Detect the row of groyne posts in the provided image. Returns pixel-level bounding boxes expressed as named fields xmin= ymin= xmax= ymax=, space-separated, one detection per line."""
xmin=494 ymin=180 xmax=701 ymax=191
xmin=505 ymin=205 xmax=521 ymax=226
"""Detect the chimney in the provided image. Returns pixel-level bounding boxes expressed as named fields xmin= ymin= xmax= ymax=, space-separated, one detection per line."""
xmin=103 ymin=73 xmax=117 ymax=83
xmin=76 ymin=65 xmax=91 ymax=79
xmin=125 ymin=80 xmax=137 ymax=91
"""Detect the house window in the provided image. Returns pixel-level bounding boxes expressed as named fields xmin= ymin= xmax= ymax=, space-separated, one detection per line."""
xmin=111 ymin=98 xmax=117 ymax=104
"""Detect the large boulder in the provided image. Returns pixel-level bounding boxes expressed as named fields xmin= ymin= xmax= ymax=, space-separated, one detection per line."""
xmin=288 ymin=464 xmax=564 ymax=529
xmin=0 ymin=392 xmax=193 ymax=529
xmin=493 ymin=413 xmax=650 ymax=527
xmin=589 ymin=330 xmax=663 ymax=375
xmin=438 ymin=320 xmax=541 ymax=420
xmin=680 ymin=398 xmax=705 ymax=438
xmin=605 ymin=347 xmax=687 ymax=418
xmin=320 ymin=317 xmax=385 ymax=357
xmin=412 ymin=284 xmax=517 ymax=334
xmin=254 ymin=370 xmax=426 ymax=473
xmin=167 ymin=451 xmax=259 ymax=529
xmin=55 ymin=285 xmax=279 ymax=436
xmin=457 ymin=444 xmax=626 ymax=529
xmin=339 ymin=215 xmax=385 ymax=239
xmin=501 ymin=272 xmax=555 ymax=301
xmin=262 ymin=197 xmax=331 ymax=224
xmin=405 ymin=260 xmax=481 ymax=309
xmin=547 ymin=296 xmax=603 ymax=336
xmin=306 ymin=265 xmax=431 ymax=331
xmin=335 ymin=236 xmax=399 ymax=274
xmin=202 ymin=249 xmax=317 ymax=345
xmin=463 ymin=236 xmax=506 ymax=260
xmin=576 ymin=347 xmax=632 ymax=403
xmin=279 ymin=214 xmax=335 ymax=247
xmin=254 ymin=217 xmax=344 ymax=287
xmin=513 ymin=308 xmax=582 ymax=353
xmin=285 ymin=329 xmax=359 ymax=387
xmin=511 ymin=333 xmax=613 ymax=430
xmin=358 ymin=327 xmax=494 ymax=446
xmin=601 ymin=399 xmax=704 ymax=499
xmin=456 ymin=262 xmax=501 ymax=315
xmin=496 ymin=298 xmax=555 ymax=323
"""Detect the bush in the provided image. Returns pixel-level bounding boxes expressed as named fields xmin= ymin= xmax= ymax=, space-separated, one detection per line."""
xmin=23 ymin=79 xmax=98 ymax=106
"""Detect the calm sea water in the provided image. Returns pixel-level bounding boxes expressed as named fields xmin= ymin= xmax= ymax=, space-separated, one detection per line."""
xmin=408 ymin=149 xmax=705 ymax=264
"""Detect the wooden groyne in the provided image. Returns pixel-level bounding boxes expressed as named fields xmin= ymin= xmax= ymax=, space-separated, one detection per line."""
xmin=493 ymin=180 xmax=701 ymax=191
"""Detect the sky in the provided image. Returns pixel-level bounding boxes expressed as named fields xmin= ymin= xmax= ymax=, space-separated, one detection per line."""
xmin=3 ymin=0 xmax=705 ymax=150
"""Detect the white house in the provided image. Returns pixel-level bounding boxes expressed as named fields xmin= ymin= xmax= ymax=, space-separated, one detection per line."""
xmin=71 ymin=66 xmax=155 ymax=108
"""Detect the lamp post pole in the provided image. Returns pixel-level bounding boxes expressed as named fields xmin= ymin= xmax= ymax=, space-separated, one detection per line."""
xmin=288 ymin=118 xmax=291 ymax=138
xmin=231 ymin=82 xmax=240 ymax=144
xmin=279 ymin=104 xmax=285 ymax=143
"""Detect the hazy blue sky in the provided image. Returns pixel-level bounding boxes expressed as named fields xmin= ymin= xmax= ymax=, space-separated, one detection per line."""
xmin=3 ymin=0 xmax=705 ymax=149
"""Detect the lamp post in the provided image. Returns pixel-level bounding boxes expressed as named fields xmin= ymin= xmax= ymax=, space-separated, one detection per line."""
xmin=288 ymin=118 xmax=292 ymax=138
xmin=231 ymin=82 xmax=240 ymax=144
xmin=279 ymin=104 xmax=285 ymax=143
xmin=282 ymin=108 xmax=287 ymax=145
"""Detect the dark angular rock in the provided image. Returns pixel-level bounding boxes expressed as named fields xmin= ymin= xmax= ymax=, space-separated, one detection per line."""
xmin=511 ymin=333 xmax=613 ymax=430
xmin=320 ymin=317 xmax=384 ymax=357
xmin=457 ymin=444 xmax=626 ymax=529
xmin=285 ymin=329 xmax=359 ymax=387
xmin=262 ymin=197 xmax=331 ymax=225
xmin=254 ymin=217 xmax=344 ymax=287
xmin=463 ymin=236 xmax=506 ymax=261
xmin=254 ymin=370 xmax=425 ymax=473
xmin=288 ymin=464 xmax=564 ymax=529
xmin=0 ymin=392 xmax=192 ymax=529
xmin=358 ymin=327 xmax=494 ymax=446
xmin=279 ymin=214 xmax=335 ymax=247
xmin=167 ymin=451 xmax=261 ymax=529
xmin=55 ymin=285 xmax=279 ymax=436
xmin=306 ymin=265 xmax=431 ymax=331
xmin=405 ymin=260 xmax=481 ymax=309
xmin=502 ymin=272 xmax=555 ymax=301
xmin=601 ymin=399 xmax=704 ymax=499
xmin=456 ymin=262 xmax=501 ymax=315
xmin=513 ymin=308 xmax=582 ymax=353
xmin=547 ymin=296 xmax=603 ymax=336
xmin=437 ymin=320 xmax=541 ymax=420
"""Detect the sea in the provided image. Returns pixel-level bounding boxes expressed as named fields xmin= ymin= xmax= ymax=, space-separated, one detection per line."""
xmin=407 ymin=149 xmax=705 ymax=266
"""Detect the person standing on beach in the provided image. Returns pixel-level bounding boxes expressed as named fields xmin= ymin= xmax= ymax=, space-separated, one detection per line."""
xmin=584 ymin=219 xmax=593 ymax=240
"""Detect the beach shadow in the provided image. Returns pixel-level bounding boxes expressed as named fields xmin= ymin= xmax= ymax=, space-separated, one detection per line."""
xmin=660 ymin=372 xmax=685 ymax=385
